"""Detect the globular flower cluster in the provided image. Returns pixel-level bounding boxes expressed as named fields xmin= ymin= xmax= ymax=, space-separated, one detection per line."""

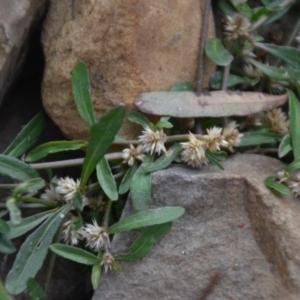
xmin=180 ymin=124 xmax=243 ymax=168
xmin=55 ymin=177 xmax=81 ymax=202
xmin=122 ymin=144 xmax=145 ymax=166
xmin=61 ymin=215 xmax=84 ymax=246
xmin=138 ymin=127 xmax=167 ymax=155
xmin=225 ymin=13 xmax=252 ymax=41
xmin=276 ymin=171 xmax=300 ymax=197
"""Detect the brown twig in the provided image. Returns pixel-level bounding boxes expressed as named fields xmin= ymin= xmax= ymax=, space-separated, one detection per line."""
xmin=198 ymin=271 xmax=222 ymax=300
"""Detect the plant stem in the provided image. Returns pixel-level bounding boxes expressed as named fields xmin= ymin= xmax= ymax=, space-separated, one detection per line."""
xmin=221 ymin=64 xmax=231 ymax=91
xmin=16 ymin=195 xmax=58 ymax=207
xmin=103 ymin=199 xmax=113 ymax=228
xmin=197 ymin=0 xmax=211 ymax=91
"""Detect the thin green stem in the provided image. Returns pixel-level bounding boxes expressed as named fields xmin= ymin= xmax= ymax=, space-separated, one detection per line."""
xmin=103 ymin=199 xmax=113 ymax=228
xmin=221 ymin=64 xmax=231 ymax=91
xmin=16 ymin=195 xmax=58 ymax=207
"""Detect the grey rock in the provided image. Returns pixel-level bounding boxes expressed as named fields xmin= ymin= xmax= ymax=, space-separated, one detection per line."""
xmin=93 ymin=154 xmax=300 ymax=300
xmin=0 ymin=0 xmax=48 ymax=106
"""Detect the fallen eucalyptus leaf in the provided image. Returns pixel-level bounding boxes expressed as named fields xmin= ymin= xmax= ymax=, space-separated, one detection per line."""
xmin=135 ymin=91 xmax=288 ymax=118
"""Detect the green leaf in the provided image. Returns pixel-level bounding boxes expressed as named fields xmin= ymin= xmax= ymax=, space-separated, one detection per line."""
xmin=264 ymin=176 xmax=290 ymax=195
xmin=4 ymin=209 xmax=56 ymax=239
xmin=170 ymin=82 xmax=193 ymax=92
xmin=251 ymin=6 xmax=272 ymax=21
xmin=256 ymin=43 xmax=300 ymax=69
xmin=142 ymin=144 xmax=182 ymax=173
xmin=218 ymin=1 xmax=235 ymax=16
xmin=0 ymin=236 xmax=16 ymax=254
xmin=5 ymin=204 xmax=71 ymax=295
xmin=0 ymin=279 xmax=13 ymax=300
xmin=26 ymin=141 xmax=87 ymax=163
xmin=261 ymin=0 xmax=286 ymax=9
xmin=72 ymin=61 xmax=95 ymax=127
xmin=154 ymin=120 xmax=173 ymax=129
xmin=50 ymin=244 xmax=101 ymax=265
xmin=96 ymin=158 xmax=118 ymax=201
xmin=27 ymin=278 xmax=45 ymax=300
xmin=6 ymin=198 xmax=21 ymax=225
xmin=210 ymin=71 xmax=258 ymax=90
xmin=205 ymin=38 xmax=234 ymax=66
xmin=13 ymin=178 xmax=45 ymax=197
xmin=80 ymin=106 xmax=126 ymax=189
xmin=0 ymin=219 xmax=10 ymax=234
xmin=91 ymin=263 xmax=102 ymax=290
xmin=285 ymin=157 xmax=300 ymax=172
xmin=239 ymin=131 xmax=282 ymax=146
xmin=108 ymin=206 xmax=185 ymax=234
xmin=72 ymin=191 xmax=83 ymax=211
xmin=205 ymin=151 xmax=226 ymax=170
xmin=248 ymin=58 xmax=289 ymax=81
xmin=278 ymin=134 xmax=292 ymax=158
xmin=3 ymin=112 xmax=46 ymax=158
xmin=234 ymin=3 xmax=254 ymax=18
xmin=130 ymin=156 xmax=153 ymax=212
xmin=126 ymin=111 xmax=150 ymax=128
xmin=119 ymin=163 xmax=138 ymax=195
xmin=71 ymin=214 xmax=83 ymax=231
xmin=288 ymin=89 xmax=300 ymax=159
xmin=117 ymin=222 xmax=172 ymax=262
xmin=0 ymin=155 xmax=40 ymax=181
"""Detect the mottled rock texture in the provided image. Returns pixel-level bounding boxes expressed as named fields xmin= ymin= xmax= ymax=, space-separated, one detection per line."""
xmin=41 ymin=0 xmax=215 ymax=140
xmin=93 ymin=154 xmax=300 ymax=300
xmin=0 ymin=0 xmax=47 ymax=106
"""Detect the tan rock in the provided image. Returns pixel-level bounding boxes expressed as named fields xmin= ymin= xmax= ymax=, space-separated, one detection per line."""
xmin=41 ymin=0 xmax=215 ymax=140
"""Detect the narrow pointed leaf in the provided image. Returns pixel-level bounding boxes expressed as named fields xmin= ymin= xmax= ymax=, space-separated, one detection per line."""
xmin=117 ymin=222 xmax=172 ymax=262
xmin=256 ymin=43 xmax=300 ymax=68
xmin=288 ymin=89 xmax=300 ymax=159
xmin=6 ymin=198 xmax=21 ymax=225
xmin=119 ymin=163 xmax=138 ymax=194
xmin=96 ymin=158 xmax=118 ymax=201
xmin=13 ymin=178 xmax=45 ymax=197
xmin=142 ymin=144 xmax=182 ymax=173
xmin=5 ymin=204 xmax=71 ymax=295
xmin=205 ymin=151 xmax=226 ymax=170
xmin=80 ymin=107 xmax=126 ymax=189
xmin=126 ymin=111 xmax=150 ymax=128
xmin=0 ymin=280 xmax=13 ymax=300
xmin=3 ymin=112 xmax=46 ymax=158
xmin=50 ymin=244 xmax=100 ymax=265
xmin=72 ymin=191 xmax=83 ymax=211
xmin=264 ymin=176 xmax=290 ymax=194
xmin=154 ymin=120 xmax=173 ymax=128
xmin=0 ymin=236 xmax=16 ymax=254
xmin=239 ymin=131 xmax=282 ymax=146
xmin=170 ymin=82 xmax=193 ymax=91
xmin=0 ymin=155 xmax=39 ymax=181
xmin=278 ymin=134 xmax=292 ymax=158
xmin=26 ymin=141 xmax=87 ymax=163
xmin=0 ymin=219 xmax=10 ymax=234
xmin=205 ymin=38 xmax=234 ymax=66
xmin=72 ymin=61 xmax=95 ymax=127
xmin=108 ymin=206 xmax=185 ymax=234
xmin=285 ymin=158 xmax=300 ymax=172
xmin=27 ymin=278 xmax=45 ymax=300
xmin=130 ymin=156 xmax=153 ymax=212
xmin=4 ymin=209 xmax=56 ymax=239
xmin=91 ymin=263 xmax=102 ymax=290
xmin=135 ymin=91 xmax=288 ymax=118
xmin=248 ymin=58 xmax=289 ymax=81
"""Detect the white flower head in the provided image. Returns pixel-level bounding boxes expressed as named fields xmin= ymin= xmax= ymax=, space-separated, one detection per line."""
xmin=225 ymin=13 xmax=252 ymax=40
xmin=203 ymin=126 xmax=228 ymax=152
xmin=101 ymin=252 xmax=120 ymax=273
xmin=138 ymin=127 xmax=167 ymax=155
xmin=122 ymin=144 xmax=145 ymax=166
xmin=83 ymin=219 xmax=110 ymax=251
xmin=41 ymin=177 xmax=64 ymax=202
xmin=288 ymin=172 xmax=300 ymax=197
xmin=222 ymin=121 xmax=243 ymax=151
xmin=62 ymin=215 xmax=84 ymax=246
xmin=276 ymin=170 xmax=290 ymax=184
xmin=181 ymin=132 xmax=208 ymax=168
xmin=55 ymin=177 xmax=80 ymax=202
xmin=264 ymin=108 xmax=289 ymax=135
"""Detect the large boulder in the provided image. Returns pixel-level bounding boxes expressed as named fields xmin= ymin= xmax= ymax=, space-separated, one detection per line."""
xmin=0 ymin=0 xmax=47 ymax=106
xmin=93 ymin=154 xmax=300 ymax=300
xmin=41 ymin=0 xmax=215 ymax=140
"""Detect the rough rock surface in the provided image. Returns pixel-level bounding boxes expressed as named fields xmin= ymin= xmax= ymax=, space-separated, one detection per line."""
xmin=0 ymin=0 xmax=47 ymax=106
xmin=41 ymin=0 xmax=215 ymax=140
xmin=93 ymin=154 xmax=300 ymax=300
